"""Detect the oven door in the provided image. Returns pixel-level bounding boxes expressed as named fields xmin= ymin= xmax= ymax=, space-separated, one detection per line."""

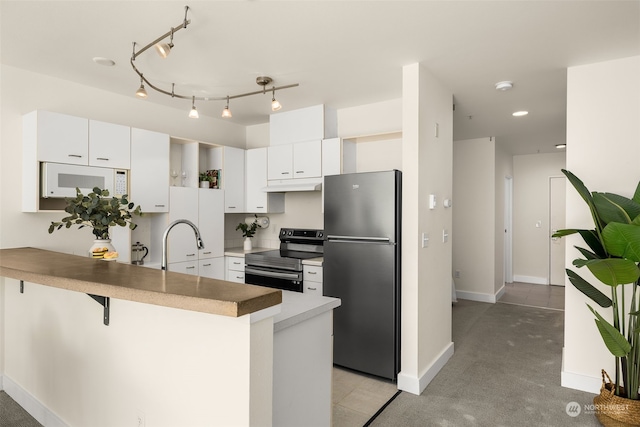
xmin=245 ymin=266 xmax=303 ymax=292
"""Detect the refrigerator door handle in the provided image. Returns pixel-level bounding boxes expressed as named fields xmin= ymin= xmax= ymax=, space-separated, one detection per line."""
xmin=327 ymin=235 xmax=391 ymax=243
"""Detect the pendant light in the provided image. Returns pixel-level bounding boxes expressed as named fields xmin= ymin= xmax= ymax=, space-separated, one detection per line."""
xmin=135 ymin=76 xmax=148 ymax=99
xmin=271 ymin=88 xmax=282 ymax=111
xmin=189 ymin=96 xmax=199 ymax=119
xmin=222 ymin=96 xmax=232 ymax=118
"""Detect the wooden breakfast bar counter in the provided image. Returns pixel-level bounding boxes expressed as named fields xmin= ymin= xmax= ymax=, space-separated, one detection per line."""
xmin=0 ymin=247 xmax=282 ymax=319
xmin=0 ymin=247 xmax=304 ymax=427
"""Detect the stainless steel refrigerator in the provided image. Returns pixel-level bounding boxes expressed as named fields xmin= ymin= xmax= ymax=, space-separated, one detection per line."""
xmin=323 ymin=170 xmax=401 ymax=380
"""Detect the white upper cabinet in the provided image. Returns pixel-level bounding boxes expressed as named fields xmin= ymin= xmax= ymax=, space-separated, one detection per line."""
xmin=220 ymin=146 xmax=245 ymax=213
xmin=130 ymin=128 xmax=170 ymax=213
xmin=267 ymin=144 xmax=293 ymax=180
xmin=89 ymin=120 xmax=131 ymax=169
xmin=28 ymin=110 xmax=89 ymax=165
xmin=269 ymin=104 xmax=337 ymax=146
xmin=246 ymin=148 xmax=284 ymax=213
xmin=268 ymin=140 xmax=322 ymax=181
xmin=293 ymin=140 xmax=322 ymax=178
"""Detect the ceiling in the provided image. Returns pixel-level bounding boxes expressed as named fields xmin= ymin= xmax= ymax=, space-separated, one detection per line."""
xmin=1 ymin=1 xmax=639 ymax=155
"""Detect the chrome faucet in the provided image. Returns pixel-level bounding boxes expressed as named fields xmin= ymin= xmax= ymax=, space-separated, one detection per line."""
xmin=161 ymin=219 xmax=205 ymax=271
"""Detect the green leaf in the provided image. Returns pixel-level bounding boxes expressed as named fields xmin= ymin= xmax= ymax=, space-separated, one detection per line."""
xmin=566 ymin=269 xmax=612 ymax=307
xmin=594 ymin=192 xmax=640 ymax=225
xmin=578 ymin=258 xmax=640 ymax=286
xmin=587 ymin=305 xmax=631 ymax=357
xmin=633 ymin=181 xmax=640 ymax=204
xmin=552 ymin=229 xmax=578 ymax=238
xmin=562 ymin=169 xmax=595 ymax=208
xmin=577 ymin=230 xmax=607 ymax=257
xmin=602 ymin=222 xmax=640 ymax=262
xmin=575 ymin=246 xmax=600 ymax=260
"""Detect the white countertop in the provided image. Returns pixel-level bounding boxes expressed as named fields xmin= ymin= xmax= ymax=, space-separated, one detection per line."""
xmin=273 ymin=290 xmax=340 ymax=333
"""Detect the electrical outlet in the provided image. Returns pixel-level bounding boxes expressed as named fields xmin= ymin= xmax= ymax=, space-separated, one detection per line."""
xmin=136 ymin=410 xmax=146 ymax=427
xmin=455 ymin=270 xmax=461 ymax=278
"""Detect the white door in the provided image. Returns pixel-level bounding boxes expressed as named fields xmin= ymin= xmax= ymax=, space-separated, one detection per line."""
xmin=504 ymin=176 xmax=513 ymax=284
xmin=549 ymin=176 xmax=566 ymax=286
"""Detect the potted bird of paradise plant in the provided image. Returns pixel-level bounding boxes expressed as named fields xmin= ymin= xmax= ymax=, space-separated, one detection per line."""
xmin=553 ymin=169 xmax=640 ymax=426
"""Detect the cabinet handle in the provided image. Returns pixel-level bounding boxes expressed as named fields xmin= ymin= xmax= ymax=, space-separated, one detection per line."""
xmin=68 ymin=154 xmax=83 ymax=158
xmin=295 ymin=170 xmax=305 ymax=174
xmin=155 ymin=204 xmax=166 ymax=207
xmin=203 ymin=251 xmax=212 ymax=255
xmin=203 ymin=263 xmax=211 ymax=267
xmin=307 ymin=287 xmax=317 ymax=291
xmin=228 ymin=206 xmax=236 ymax=209
xmin=256 ymin=206 xmax=264 ymax=209
xmin=236 ymin=275 xmax=243 ymax=279
xmin=233 ymin=261 xmax=241 ymax=265
xmin=281 ymin=172 xmax=290 ymax=175
xmin=308 ymin=271 xmax=317 ymax=275
xmin=186 ymin=253 xmax=196 ymax=257
xmin=96 ymin=157 xmax=109 ymax=161
xmin=186 ymin=266 xmax=195 ymax=270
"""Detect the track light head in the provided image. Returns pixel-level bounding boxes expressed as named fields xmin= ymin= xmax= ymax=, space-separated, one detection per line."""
xmin=222 ymin=96 xmax=232 ymax=118
xmin=135 ymin=76 xmax=148 ymax=99
xmin=155 ymin=42 xmax=174 ymax=58
xmin=189 ymin=96 xmax=199 ymax=118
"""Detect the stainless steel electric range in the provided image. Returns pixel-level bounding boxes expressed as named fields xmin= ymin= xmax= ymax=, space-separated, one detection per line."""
xmin=244 ymin=228 xmax=324 ymax=292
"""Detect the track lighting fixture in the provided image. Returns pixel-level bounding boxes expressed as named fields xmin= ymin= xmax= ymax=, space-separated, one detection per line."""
xmin=135 ymin=76 xmax=148 ymax=99
xmin=222 ymin=96 xmax=232 ymax=118
xmin=130 ymin=5 xmax=298 ymax=118
xmin=189 ymin=96 xmax=199 ymax=119
xmin=155 ymin=28 xmax=175 ymax=58
xmin=271 ymin=88 xmax=282 ymax=111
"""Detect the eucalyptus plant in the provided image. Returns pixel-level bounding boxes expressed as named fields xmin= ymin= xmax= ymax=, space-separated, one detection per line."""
xmin=553 ymin=169 xmax=640 ymax=400
xmin=236 ymin=214 xmax=261 ymax=238
xmin=48 ymin=187 xmax=141 ymax=240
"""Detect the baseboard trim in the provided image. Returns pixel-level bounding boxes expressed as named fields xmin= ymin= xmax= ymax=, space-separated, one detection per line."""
xmin=455 ymin=290 xmax=496 ymax=303
xmin=397 ymin=342 xmax=454 ymax=395
xmin=1 ymin=375 xmax=68 ymax=427
xmin=513 ymin=275 xmax=548 ymax=285
xmin=560 ymin=348 xmax=601 ymax=394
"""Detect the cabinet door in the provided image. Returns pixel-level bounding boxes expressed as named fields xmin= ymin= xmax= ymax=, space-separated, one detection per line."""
xmin=34 ymin=110 xmax=88 ymax=165
xmin=168 ymin=260 xmax=198 ymax=275
xmin=246 ymin=148 xmax=267 ymax=212
xmin=225 ymin=256 xmax=246 ymax=283
xmin=168 ymin=187 xmax=199 ymax=263
xmin=199 ymin=257 xmax=225 ymax=280
xmin=223 ymin=147 xmax=245 ymax=213
xmin=89 ymin=120 xmax=131 ymax=169
xmin=267 ymin=145 xmax=293 ymax=180
xmin=293 ymin=140 xmax=322 ymax=178
xmin=198 ymin=189 xmax=224 ymax=259
xmin=130 ymin=128 xmax=169 ymax=212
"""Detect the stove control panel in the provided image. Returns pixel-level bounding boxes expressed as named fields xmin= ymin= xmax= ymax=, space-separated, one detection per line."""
xmin=279 ymin=228 xmax=324 ymax=241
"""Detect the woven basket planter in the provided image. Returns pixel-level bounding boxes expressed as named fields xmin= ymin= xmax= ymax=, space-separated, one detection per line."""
xmin=593 ymin=370 xmax=640 ymax=426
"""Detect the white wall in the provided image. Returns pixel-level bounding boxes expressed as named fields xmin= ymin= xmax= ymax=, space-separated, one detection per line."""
xmin=562 ymin=55 xmax=640 ymax=393
xmin=398 ymin=63 xmax=453 ymax=395
xmin=452 ymin=138 xmax=496 ymax=300
xmin=512 ymin=153 xmax=566 ymax=284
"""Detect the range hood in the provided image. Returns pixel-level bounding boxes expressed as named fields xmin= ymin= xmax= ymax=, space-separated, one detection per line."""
xmin=262 ymin=179 xmax=322 ymax=193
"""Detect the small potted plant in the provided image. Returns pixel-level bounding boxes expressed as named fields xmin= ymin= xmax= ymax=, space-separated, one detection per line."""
xmin=48 ymin=187 xmax=141 ymax=259
xmin=199 ymin=172 xmax=212 ymax=188
xmin=236 ymin=214 xmax=261 ymax=251
xmin=553 ymin=169 xmax=640 ymax=425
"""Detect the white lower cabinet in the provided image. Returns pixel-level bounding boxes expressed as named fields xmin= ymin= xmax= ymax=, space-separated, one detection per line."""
xmin=225 ymin=256 xmax=245 ymax=283
xmin=199 ymin=257 xmax=225 ymax=280
xmin=169 ymin=260 xmax=199 ymax=276
xmin=303 ymin=265 xmax=323 ymax=295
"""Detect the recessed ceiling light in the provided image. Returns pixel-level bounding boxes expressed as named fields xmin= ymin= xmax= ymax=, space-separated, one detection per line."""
xmin=93 ymin=57 xmax=115 ymax=67
xmin=495 ymin=81 xmax=513 ymax=91
xmin=555 ymin=143 xmax=567 ymax=149
xmin=512 ymin=111 xmax=528 ymax=117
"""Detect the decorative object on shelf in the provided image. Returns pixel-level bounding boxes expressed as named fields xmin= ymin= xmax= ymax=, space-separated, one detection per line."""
xmin=553 ymin=169 xmax=640 ymax=425
xmin=236 ymin=214 xmax=261 ymax=251
xmin=48 ymin=187 xmax=141 ymax=259
xmin=130 ymin=5 xmax=299 ymax=118
xmin=199 ymin=172 xmax=213 ymax=188
xmin=207 ymin=169 xmax=220 ymax=189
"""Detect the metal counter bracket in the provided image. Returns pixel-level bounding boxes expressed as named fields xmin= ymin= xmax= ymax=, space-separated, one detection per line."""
xmin=20 ymin=280 xmax=24 ymax=293
xmin=87 ymin=294 xmax=110 ymax=326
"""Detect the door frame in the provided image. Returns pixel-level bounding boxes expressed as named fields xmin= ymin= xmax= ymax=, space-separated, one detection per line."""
xmin=504 ymin=176 xmax=513 ymax=284
xmin=548 ymin=175 xmax=566 ymax=286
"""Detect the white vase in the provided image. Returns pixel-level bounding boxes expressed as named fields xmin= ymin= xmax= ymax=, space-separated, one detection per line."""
xmin=200 ymin=181 xmax=210 ymax=188
xmin=89 ymin=239 xmax=116 ymax=259
xmin=243 ymin=237 xmax=252 ymax=251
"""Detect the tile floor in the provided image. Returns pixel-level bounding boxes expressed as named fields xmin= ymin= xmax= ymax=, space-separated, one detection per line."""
xmin=498 ymin=281 xmax=565 ymax=310
xmin=332 ymin=366 xmax=398 ymax=426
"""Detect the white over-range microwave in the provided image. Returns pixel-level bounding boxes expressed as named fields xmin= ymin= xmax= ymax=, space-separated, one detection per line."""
xmin=41 ymin=162 xmax=128 ymax=198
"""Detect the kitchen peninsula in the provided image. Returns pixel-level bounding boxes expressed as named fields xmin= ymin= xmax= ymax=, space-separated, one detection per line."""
xmin=0 ymin=247 xmax=339 ymax=427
